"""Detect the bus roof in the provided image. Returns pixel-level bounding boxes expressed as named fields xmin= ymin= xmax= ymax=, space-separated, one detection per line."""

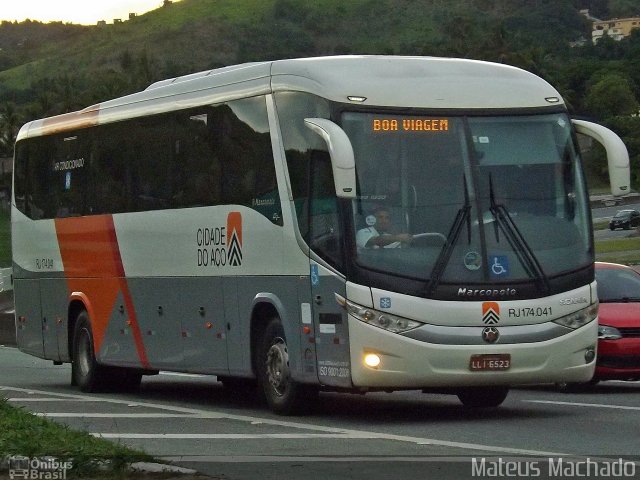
xmin=17 ymin=55 xmax=564 ymax=141
xmin=270 ymin=55 xmax=562 ymax=110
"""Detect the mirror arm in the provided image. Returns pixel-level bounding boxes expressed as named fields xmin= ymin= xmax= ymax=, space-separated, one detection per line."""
xmin=304 ymin=118 xmax=357 ymax=198
xmin=572 ymin=119 xmax=630 ymax=197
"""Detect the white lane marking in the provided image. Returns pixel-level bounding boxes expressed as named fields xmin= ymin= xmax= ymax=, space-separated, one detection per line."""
xmin=158 ymin=372 xmax=207 ymax=378
xmin=93 ymin=433 xmax=375 ymax=439
xmin=37 ymin=413 xmax=197 ymax=418
xmin=159 ymin=455 xmax=482 ymax=463
xmin=0 ymin=385 xmax=566 ymax=457
xmin=160 ymin=455 xmax=640 ymax=467
xmin=9 ymin=397 xmax=104 ymax=402
xmin=524 ymin=400 xmax=640 ymax=411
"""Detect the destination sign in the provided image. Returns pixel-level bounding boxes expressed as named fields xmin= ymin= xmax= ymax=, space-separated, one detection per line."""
xmin=372 ymin=118 xmax=449 ymax=132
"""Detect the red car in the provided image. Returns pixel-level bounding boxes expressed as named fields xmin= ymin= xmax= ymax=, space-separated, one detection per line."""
xmin=593 ymin=262 xmax=640 ymax=382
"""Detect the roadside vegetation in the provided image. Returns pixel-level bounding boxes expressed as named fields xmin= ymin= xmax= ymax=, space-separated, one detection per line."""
xmin=592 ymin=199 xmax=640 ymax=263
xmin=0 ymin=398 xmax=154 ymax=478
xmin=595 ymin=235 xmax=640 ymax=264
xmin=592 ymin=219 xmax=610 ymax=231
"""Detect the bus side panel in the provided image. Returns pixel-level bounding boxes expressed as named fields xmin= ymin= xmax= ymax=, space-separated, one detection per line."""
xmin=68 ymin=276 xmax=227 ymax=373
xmin=85 ymin=277 xmax=231 ymax=374
xmin=14 ymin=279 xmax=44 ymax=358
xmin=160 ymin=276 xmax=229 ymax=375
xmin=99 ymin=291 xmax=141 ymax=368
xmin=223 ymin=277 xmax=250 ymax=377
xmin=123 ymin=278 xmax=184 ymax=370
xmin=39 ymin=277 xmax=69 ymax=362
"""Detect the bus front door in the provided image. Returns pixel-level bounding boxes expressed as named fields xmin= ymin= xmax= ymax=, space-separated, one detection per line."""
xmin=309 ymin=262 xmax=352 ymax=388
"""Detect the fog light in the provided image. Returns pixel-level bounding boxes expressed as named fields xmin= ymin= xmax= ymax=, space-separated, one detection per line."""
xmin=584 ymin=347 xmax=596 ymax=363
xmin=364 ymin=353 xmax=381 ymax=368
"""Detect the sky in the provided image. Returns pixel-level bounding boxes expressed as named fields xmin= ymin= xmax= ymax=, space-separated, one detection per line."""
xmin=1 ymin=0 xmax=181 ymax=25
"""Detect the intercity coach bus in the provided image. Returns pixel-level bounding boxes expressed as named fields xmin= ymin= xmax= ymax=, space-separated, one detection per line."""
xmin=12 ymin=56 xmax=630 ymax=414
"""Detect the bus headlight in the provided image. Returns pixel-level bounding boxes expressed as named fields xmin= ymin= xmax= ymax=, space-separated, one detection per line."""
xmin=364 ymin=353 xmax=381 ymax=368
xmin=553 ymin=302 xmax=598 ymax=329
xmin=346 ymin=300 xmax=423 ymax=333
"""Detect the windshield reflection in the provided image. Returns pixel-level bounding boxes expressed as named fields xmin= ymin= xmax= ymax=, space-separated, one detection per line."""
xmin=341 ymin=112 xmax=591 ymax=288
xmin=596 ymin=267 xmax=640 ymax=302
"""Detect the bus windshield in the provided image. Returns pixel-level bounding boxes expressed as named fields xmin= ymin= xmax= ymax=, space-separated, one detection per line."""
xmin=341 ymin=112 xmax=591 ymax=289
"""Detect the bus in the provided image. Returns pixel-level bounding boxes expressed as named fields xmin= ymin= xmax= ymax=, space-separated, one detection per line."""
xmin=12 ymin=56 xmax=630 ymax=414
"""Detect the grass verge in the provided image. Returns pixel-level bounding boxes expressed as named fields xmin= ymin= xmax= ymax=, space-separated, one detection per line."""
xmin=592 ymin=219 xmax=609 ymax=231
xmin=0 ymin=398 xmax=151 ymax=478
xmin=595 ymin=236 xmax=640 ymax=264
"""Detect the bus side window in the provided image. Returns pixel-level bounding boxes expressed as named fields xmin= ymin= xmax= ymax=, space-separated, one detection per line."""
xmin=309 ymin=150 xmax=343 ymax=268
xmin=172 ymin=109 xmax=222 ymax=208
xmin=51 ymin=133 xmax=90 ymax=218
xmin=91 ymin=123 xmax=130 ymax=214
xmin=132 ymin=115 xmax=173 ymax=212
xmin=13 ymin=142 xmax=28 ymax=216
xmin=218 ymin=97 xmax=280 ymax=224
xmin=274 ymin=91 xmax=332 ymax=239
xmin=28 ymin=137 xmax=53 ymax=220
xmin=15 ymin=136 xmax=58 ymax=220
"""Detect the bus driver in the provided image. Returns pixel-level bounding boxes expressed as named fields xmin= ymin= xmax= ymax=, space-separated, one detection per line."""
xmin=356 ymin=206 xmax=413 ymax=249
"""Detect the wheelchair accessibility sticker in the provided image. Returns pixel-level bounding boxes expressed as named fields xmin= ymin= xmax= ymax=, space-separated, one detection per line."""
xmin=311 ymin=264 xmax=320 ymax=286
xmin=489 ymin=255 xmax=509 ymax=278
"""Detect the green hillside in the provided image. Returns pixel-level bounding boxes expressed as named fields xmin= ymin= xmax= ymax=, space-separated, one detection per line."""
xmin=0 ymin=0 xmax=639 ymax=190
xmin=0 ymin=0 xmax=592 ymax=101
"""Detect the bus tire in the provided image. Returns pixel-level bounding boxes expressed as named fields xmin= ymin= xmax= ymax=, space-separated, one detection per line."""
xmin=457 ymin=386 xmax=509 ymax=408
xmin=257 ymin=317 xmax=317 ymax=415
xmin=72 ymin=310 xmax=108 ymax=392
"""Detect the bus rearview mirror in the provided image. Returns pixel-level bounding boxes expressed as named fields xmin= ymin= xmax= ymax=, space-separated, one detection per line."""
xmin=304 ymin=118 xmax=357 ymax=199
xmin=572 ymin=119 xmax=630 ymax=197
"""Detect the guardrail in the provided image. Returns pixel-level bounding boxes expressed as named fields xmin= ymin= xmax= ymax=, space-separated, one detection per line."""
xmin=0 ymin=267 xmax=12 ymax=292
xmin=589 ymin=193 xmax=639 ymax=208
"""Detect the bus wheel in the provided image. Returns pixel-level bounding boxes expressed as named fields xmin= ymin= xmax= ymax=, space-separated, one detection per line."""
xmin=257 ymin=317 xmax=317 ymax=415
xmin=457 ymin=387 xmax=509 ymax=408
xmin=72 ymin=310 xmax=108 ymax=392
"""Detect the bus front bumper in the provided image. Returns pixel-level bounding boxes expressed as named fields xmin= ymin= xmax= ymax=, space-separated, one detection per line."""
xmin=348 ymin=316 xmax=597 ymax=388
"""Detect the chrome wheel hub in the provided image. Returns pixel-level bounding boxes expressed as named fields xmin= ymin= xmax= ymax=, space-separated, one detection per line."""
xmin=78 ymin=329 xmax=92 ymax=377
xmin=266 ymin=337 xmax=289 ymax=397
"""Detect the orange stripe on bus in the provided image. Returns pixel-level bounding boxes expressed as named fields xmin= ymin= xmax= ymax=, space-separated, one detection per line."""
xmin=41 ymin=106 xmax=100 ymax=136
xmin=227 ymin=212 xmax=242 ymax=247
xmin=55 ymin=215 xmax=150 ymax=369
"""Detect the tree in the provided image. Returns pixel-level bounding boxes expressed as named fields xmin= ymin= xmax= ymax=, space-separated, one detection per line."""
xmin=0 ymin=102 xmax=20 ymax=157
xmin=584 ymin=72 xmax=639 ymax=120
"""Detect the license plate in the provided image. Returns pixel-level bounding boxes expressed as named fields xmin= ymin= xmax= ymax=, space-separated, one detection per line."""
xmin=469 ymin=354 xmax=511 ymax=371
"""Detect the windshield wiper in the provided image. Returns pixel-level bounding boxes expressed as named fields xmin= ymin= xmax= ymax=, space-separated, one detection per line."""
xmin=489 ymin=176 xmax=550 ymax=294
xmin=428 ymin=177 xmax=471 ymax=295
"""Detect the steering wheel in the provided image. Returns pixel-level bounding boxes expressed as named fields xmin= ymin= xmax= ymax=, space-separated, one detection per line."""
xmin=412 ymin=232 xmax=447 ymax=244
